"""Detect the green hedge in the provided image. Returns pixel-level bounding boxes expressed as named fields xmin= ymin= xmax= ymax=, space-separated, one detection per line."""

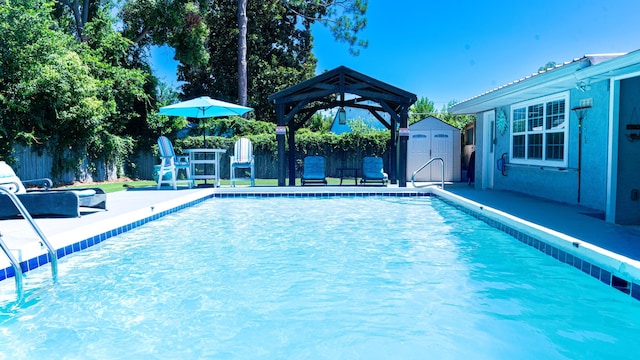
xmin=152 ymin=117 xmax=392 ymax=179
xmin=165 ymin=130 xmax=389 ymax=179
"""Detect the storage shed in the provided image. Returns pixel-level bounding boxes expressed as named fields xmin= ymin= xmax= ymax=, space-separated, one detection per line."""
xmin=407 ymin=116 xmax=461 ymax=182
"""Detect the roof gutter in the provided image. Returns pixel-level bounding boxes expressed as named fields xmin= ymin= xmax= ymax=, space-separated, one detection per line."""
xmin=450 ymin=61 xmax=588 ymax=115
xmin=574 ymin=50 xmax=640 ymax=81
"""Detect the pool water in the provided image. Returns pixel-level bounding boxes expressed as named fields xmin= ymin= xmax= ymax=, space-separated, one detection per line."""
xmin=1 ymin=196 xmax=639 ymax=359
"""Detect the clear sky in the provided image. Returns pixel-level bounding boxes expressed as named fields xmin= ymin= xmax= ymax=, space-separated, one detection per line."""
xmin=151 ymin=0 xmax=640 ymax=109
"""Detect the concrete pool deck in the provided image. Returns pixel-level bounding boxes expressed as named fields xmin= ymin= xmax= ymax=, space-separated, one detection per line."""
xmin=2 ymin=182 xmax=640 ymax=294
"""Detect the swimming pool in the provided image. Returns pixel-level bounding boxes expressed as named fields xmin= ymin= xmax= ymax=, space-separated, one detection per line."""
xmin=1 ymin=196 xmax=639 ymax=358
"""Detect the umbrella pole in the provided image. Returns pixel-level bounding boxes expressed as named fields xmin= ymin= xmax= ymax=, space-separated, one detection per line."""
xmin=202 ymin=117 xmax=207 ymax=185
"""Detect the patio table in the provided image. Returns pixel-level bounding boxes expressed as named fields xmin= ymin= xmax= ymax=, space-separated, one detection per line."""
xmin=184 ymin=149 xmax=227 ymax=187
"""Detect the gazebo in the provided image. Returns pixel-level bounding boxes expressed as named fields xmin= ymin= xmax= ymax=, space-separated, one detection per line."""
xmin=268 ymin=66 xmax=417 ymax=187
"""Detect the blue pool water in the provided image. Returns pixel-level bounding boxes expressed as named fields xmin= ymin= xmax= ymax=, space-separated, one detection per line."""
xmin=1 ymin=196 xmax=640 ymax=359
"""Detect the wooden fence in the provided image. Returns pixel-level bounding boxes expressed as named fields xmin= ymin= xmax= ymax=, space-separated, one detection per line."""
xmin=11 ymin=145 xmax=389 ymax=183
xmin=11 ymin=145 xmax=117 ymax=184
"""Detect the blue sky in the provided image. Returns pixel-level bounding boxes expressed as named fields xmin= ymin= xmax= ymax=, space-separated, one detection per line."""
xmin=151 ymin=0 xmax=640 ymax=109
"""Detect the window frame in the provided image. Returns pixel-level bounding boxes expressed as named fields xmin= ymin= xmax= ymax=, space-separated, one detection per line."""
xmin=509 ymin=92 xmax=569 ymax=167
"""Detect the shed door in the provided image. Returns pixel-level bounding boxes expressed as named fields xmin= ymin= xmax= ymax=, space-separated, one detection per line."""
xmin=407 ymin=132 xmax=430 ymax=181
xmin=406 ymin=130 xmax=454 ymax=182
xmin=430 ymin=131 xmax=453 ymax=181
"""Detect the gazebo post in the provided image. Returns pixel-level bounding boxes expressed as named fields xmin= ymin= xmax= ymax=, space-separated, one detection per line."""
xmin=398 ymin=105 xmax=409 ymax=187
xmin=390 ymin=116 xmax=397 ymax=184
xmin=276 ymin=104 xmax=286 ymax=186
xmin=287 ymin=125 xmax=296 ymax=186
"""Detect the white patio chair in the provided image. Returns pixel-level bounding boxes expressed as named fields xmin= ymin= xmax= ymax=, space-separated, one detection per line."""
xmin=157 ymin=136 xmax=194 ymax=190
xmin=230 ymin=137 xmax=255 ymax=187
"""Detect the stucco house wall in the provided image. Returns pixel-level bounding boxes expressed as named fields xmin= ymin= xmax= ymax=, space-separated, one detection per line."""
xmin=451 ymin=51 xmax=640 ymax=224
xmin=479 ymin=81 xmax=610 ymax=211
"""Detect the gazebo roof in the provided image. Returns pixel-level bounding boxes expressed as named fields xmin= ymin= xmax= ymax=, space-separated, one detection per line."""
xmin=269 ymin=65 xmax=417 ymax=187
xmin=268 ymin=66 xmax=417 ymax=119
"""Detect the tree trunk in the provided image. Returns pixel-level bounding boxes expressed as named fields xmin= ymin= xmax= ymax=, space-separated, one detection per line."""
xmin=63 ymin=0 xmax=90 ymax=42
xmin=237 ymin=0 xmax=248 ymax=107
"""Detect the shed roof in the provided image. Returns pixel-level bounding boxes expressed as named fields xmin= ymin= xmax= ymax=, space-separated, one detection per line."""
xmin=450 ymin=51 xmax=640 ymax=114
xmin=409 ymin=116 xmax=458 ymax=131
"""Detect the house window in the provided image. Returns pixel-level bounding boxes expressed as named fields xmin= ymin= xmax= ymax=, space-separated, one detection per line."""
xmin=510 ymin=93 xmax=568 ymax=166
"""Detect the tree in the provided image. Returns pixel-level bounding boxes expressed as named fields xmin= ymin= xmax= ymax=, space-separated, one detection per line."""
xmin=120 ymin=0 xmax=210 ymax=67
xmin=180 ymin=1 xmax=317 ymax=119
xmin=407 ymin=97 xmax=474 ymax=129
xmin=538 ymin=61 xmax=557 ymax=72
xmin=237 ymin=0 xmax=248 ymax=106
xmin=282 ymin=0 xmax=368 ymax=55
xmin=439 ymin=101 xmax=474 ymax=130
xmin=234 ymin=0 xmax=368 ymax=107
xmin=55 ymin=0 xmax=99 ymax=42
xmin=0 ymin=0 xmax=106 ymax=176
xmin=1 ymin=0 xmax=155 ymax=180
xmin=409 ymin=97 xmax=436 ymax=123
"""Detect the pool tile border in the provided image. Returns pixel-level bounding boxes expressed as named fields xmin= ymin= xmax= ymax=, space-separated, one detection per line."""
xmin=434 ymin=194 xmax=640 ymax=302
xmin=210 ymin=192 xmax=432 ymax=198
xmin=4 ymin=189 xmax=639 ymax=304
xmin=1 ymin=192 xmax=430 ymax=282
xmin=0 ymin=195 xmax=213 ymax=282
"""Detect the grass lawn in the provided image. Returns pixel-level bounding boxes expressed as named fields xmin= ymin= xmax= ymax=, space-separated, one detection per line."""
xmin=63 ymin=178 xmax=347 ymax=193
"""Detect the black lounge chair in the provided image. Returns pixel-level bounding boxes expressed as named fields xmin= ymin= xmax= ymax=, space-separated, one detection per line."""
xmin=0 ymin=162 xmax=107 ymax=218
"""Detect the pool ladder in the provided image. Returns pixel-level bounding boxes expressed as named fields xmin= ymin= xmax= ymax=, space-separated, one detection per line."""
xmin=411 ymin=157 xmax=445 ymax=189
xmin=0 ymin=187 xmax=58 ymax=300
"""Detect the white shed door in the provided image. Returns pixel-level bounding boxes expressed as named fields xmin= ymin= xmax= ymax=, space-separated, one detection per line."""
xmin=407 ymin=132 xmax=430 ymax=181
xmin=406 ymin=130 xmax=454 ymax=182
xmin=431 ymin=131 xmax=453 ymax=181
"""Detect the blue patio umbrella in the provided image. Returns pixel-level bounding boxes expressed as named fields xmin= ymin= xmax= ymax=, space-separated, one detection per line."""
xmin=158 ymin=96 xmax=253 ymax=146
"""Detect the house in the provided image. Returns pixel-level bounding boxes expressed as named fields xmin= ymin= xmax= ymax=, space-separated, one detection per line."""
xmin=406 ymin=116 xmax=461 ymax=182
xmin=450 ymin=50 xmax=640 ymax=225
xmin=330 ymin=100 xmax=390 ymax=134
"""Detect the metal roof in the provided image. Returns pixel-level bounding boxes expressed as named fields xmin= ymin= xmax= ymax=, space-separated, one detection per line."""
xmin=449 ymin=51 xmax=639 ymax=114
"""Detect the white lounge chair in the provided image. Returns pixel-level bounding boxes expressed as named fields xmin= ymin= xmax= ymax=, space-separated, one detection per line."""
xmin=229 ymin=137 xmax=255 ymax=187
xmin=157 ymin=136 xmax=194 ymax=190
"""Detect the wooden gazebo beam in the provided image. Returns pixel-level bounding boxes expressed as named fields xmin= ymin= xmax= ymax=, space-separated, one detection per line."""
xmin=268 ymin=66 xmax=417 ymax=187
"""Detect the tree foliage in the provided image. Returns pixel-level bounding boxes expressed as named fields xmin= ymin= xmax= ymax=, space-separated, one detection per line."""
xmin=409 ymin=97 xmax=436 ymax=123
xmin=120 ymin=0 xmax=210 ymax=67
xmin=538 ymin=61 xmax=557 ymax=72
xmin=179 ymin=1 xmax=317 ymax=120
xmin=439 ymin=100 xmax=475 ymax=130
xmin=409 ymin=97 xmax=474 ymax=129
xmin=1 ymin=0 xmax=155 ymax=180
xmin=283 ymin=0 xmax=368 ymax=55
xmin=0 ymin=0 xmax=375 ymax=182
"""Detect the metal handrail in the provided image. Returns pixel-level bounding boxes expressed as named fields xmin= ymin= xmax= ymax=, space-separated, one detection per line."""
xmin=0 ymin=187 xmax=58 ymax=284
xmin=0 ymin=231 xmax=23 ymax=300
xmin=411 ymin=157 xmax=445 ymax=189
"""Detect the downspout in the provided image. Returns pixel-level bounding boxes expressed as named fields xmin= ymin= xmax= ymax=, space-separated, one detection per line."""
xmin=572 ymin=105 xmax=591 ymax=203
xmin=578 ymin=115 xmax=582 ymax=203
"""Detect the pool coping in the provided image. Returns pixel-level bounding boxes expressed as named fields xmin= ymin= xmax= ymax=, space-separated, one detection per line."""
xmin=429 ymin=187 xmax=640 ymax=300
xmin=2 ymin=185 xmax=640 ymax=302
